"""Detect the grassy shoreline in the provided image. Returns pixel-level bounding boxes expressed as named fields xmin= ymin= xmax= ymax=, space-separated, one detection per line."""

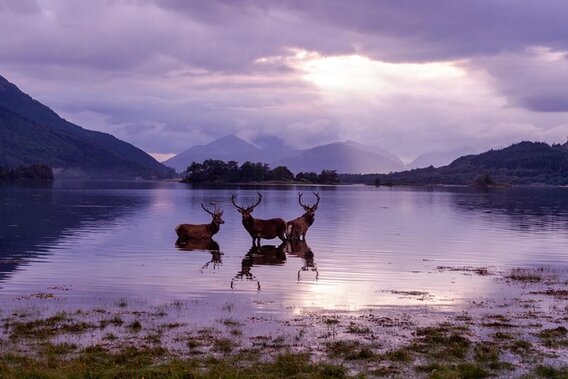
xmin=1 ymin=266 xmax=567 ymax=378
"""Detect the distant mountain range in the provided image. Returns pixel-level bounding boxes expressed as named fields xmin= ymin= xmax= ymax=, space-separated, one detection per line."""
xmin=165 ymin=135 xmax=405 ymax=174
xmin=373 ymin=141 xmax=568 ymax=186
xmin=0 ymin=75 xmax=172 ymax=179
xmin=407 ymin=146 xmax=477 ymax=169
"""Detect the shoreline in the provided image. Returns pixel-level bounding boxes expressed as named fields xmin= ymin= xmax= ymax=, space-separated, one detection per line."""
xmin=1 ymin=265 xmax=566 ymax=377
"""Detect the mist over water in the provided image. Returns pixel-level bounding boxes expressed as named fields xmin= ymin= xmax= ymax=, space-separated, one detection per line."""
xmin=1 ymin=182 xmax=567 ymax=313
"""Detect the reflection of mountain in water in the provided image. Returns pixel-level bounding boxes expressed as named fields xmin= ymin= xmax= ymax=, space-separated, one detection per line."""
xmin=451 ymin=187 xmax=568 ymax=232
xmin=0 ymin=183 xmax=149 ymax=284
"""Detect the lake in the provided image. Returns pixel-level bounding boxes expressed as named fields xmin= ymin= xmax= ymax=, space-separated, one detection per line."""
xmin=1 ymin=181 xmax=568 ymax=316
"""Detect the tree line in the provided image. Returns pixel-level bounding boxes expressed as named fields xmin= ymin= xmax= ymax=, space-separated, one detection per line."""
xmin=182 ymin=160 xmax=339 ymax=184
xmin=0 ymin=164 xmax=54 ymax=180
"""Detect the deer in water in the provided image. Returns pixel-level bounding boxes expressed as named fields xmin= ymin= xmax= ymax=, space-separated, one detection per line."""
xmin=286 ymin=192 xmax=320 ymax=241
xmin=231 ymin=193 xmax=287 ymax=246
xmin=174 ymin=203 xmax=224 ymax=244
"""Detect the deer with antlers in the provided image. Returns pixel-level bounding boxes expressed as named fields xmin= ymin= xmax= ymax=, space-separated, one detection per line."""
xmin=231 ymin=193 xmax=287 ymax=246
xmin=174 ymin=203 xmax=224 ymax=244
xmin=286 ymin=192 xmax=320 ymax=241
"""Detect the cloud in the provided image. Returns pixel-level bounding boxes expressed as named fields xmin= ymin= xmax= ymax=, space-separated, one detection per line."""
xmin=470 ymin=47 xmax=568 ymax=112
xmin=0 ymin=1 xmax=567 ymax=160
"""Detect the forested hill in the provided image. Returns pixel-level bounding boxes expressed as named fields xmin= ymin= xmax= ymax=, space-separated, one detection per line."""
xmin=0 ymin=75 xmax=173 ymax=179
xmin=342 ymin=141 xmax=568 ymax=186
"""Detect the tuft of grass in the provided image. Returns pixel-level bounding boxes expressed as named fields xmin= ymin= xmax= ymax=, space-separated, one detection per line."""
xmin=7 ymin=313 xmax=95 ymax=340
xmin=510 ymin=339 xmax=533 ymax=356
xmin=411 ymin=325 xmax=471 ymax=360
xmin=508 ymin=268 xmax=542 ymax=283
xmin=346 ymin=323 xmax=371 ymax=335
xmin=128 ymin=320 xmax=142 ymax=331
xmin=325 ymin=340 xmax=375 ymax=360
xmin=383 ymin=348 xmax=412 ymax=362
xmin=219 ymin=318 xmax=242 ymax=327
xmin=530 ymin=365 xmax=568 ymax=379
xmin=212 ymin=338 xmax=236 ymax=354
xmin=537 ymin=327 xmax=568 ymax=348
xmin=323 ymin=317 xmax=340 ymax=325
xmin=416 ymin=362 xmax=489 ymax=379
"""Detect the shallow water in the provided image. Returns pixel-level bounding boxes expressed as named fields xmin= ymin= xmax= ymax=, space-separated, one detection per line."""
xmin=1 ymin=181 xmax=567 ymax=314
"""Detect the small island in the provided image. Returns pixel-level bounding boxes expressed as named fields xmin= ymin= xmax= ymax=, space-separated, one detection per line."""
xmin=180 ymin=159 xmax=339 ymax=185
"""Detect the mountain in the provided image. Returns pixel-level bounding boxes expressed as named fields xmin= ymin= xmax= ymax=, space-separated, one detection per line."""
xmin=164 ymin=135 xmax=261 ymax=172
xmin=0 ymin=75 xmax=172 ymax=179
xmin=277 ymin=141 xmax=404 ymax=174
xmin=408 ymin=146 xmax=477 ymax=169
xmin=252 ymin=135 xmax=300 ymax=163
xmin=375 ymin=141 xmax=568 ymax=186
xmin=167 ymin=135 xmax=404 ymax=174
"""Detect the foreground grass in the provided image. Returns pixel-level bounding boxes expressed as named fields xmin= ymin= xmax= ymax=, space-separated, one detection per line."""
xmin=0 ymin=348 xmax=347 ymax=379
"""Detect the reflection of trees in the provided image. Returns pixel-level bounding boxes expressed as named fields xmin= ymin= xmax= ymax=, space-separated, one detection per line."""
xmin=285 ymin=240 xmax=318 ymax=281
xmin=0 ymin=183 xmax=149 ymax=285
xmin=450 ymin=187 xmax=568 ymax=232
xmin=231 ymin=243 xmax=286 ymax=291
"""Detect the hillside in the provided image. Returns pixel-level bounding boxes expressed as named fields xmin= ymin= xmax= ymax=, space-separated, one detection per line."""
xmin=277 ymin=141 xmax=404 ymax=174
xmin=373 ymin=141 xmax=568 ymax=186
xmin=0 ymin=75 xmax=172 ymax=179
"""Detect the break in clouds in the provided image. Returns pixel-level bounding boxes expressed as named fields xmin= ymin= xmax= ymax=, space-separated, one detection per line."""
xmin=1 ymin=0 xmax=567 ymax=162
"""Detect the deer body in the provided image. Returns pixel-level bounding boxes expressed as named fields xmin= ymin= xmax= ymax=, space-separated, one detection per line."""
xmin=286 ymin=212 xmax=315 ymax=240
xmin=242 ymin=216 xmax=287 ymax=244
xmin=232 ymin=193 xmax=287 ymax=246
xmin=175 ymin=222 xmax=220 ymax=241
xmin=286 ymin=192 xmax=320 ymax=241
xmin=175 ymin=203 xmax=224 ymax=244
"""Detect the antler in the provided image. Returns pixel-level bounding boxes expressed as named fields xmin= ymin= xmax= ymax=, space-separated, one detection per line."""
xmin=298 ymin=192 xmax=320 ymax=210
xmin=298 ymin=193 xmax=308 ymax=210
xmin=312 ymin=192 xmax=320 ymax=208
xmin=232 ymin=193 xmax=262 ymax=212
xmin=231 ymin=194 xmax=245 ymax=211
xmin=201 ymin=203 xmax=215 ymax=216
xmin=248 ymin=192 xmax=263 ymax=211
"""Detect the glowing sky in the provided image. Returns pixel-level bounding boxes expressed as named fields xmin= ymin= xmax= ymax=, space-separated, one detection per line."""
xmin=1 ymin=0 xmax=567 ymax=162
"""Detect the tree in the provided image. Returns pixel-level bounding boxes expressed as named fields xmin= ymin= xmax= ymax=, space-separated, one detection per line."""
xmin=295 ymin=171 xmax=319 ymax=183
xmin=269 ymin=166 xmax=294 ymax=181
xmin=317 ymin=170 xmax=339 ymax=184
xmin=239 ymin=161 xmax=270 ymax=182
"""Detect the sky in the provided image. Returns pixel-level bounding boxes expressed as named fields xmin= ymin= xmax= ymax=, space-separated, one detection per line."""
xmin=1 ymin=0 xmax=567 ymax=163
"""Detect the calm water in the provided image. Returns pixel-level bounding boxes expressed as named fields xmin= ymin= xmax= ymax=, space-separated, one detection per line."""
xmin=1 ymin=181 xmax=568 ymax=313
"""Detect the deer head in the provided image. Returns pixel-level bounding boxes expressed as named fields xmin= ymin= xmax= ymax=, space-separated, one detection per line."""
xmin=201 ymin=202 xmax=224 ymax=225
xmin=231 ymin=193 xmax=262 ymax=219
xmin=298 ymin=192 xmax=320 ymax=214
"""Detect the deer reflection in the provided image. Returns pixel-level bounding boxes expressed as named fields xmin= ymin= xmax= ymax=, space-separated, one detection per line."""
xmin=175 ymin=239 xmax=223 ymax=272
xmin=285 ymin=240 xmax=318 ymax=281
xmin=231 ymin=243 xmax=286 ymax=291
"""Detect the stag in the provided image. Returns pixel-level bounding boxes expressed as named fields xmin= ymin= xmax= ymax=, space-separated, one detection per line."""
xmin=286 ymin=192 xmax=320 ymax=240
xmin=231 ymin=193 xmax=287 ymax=246
xmin=175 ymin=203 xmax=224 ymax=244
